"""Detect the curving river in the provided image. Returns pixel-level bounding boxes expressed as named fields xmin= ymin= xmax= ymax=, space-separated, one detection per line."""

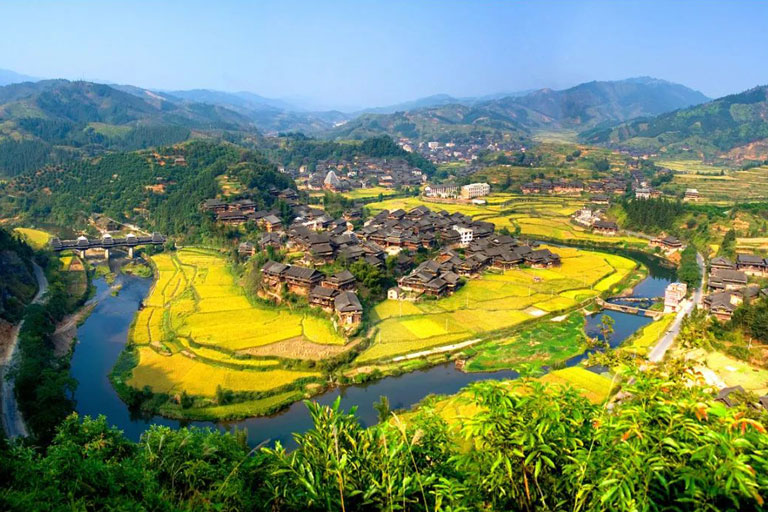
xmin=70 ymin=247 xmax=674 ymax=447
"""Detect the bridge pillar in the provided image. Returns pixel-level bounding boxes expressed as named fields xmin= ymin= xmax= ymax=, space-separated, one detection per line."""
xmin=79 ymin=250 xmax=86 ymax=259
xmin=128 ymin=247 xmax=134 ymax=259
xmin=104 ymin=248 xmax=110 ymax=260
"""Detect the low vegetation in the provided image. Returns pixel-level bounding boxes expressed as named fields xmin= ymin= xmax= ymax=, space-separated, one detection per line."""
xmin=1 ymin=363 xmax=766 ymax=511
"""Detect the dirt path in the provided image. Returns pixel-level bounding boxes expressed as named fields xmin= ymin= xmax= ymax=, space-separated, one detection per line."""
xmin=1 ymin=261 xmax=46 ymax=439
xmin=390 ymin=337 xmax=482 ymax=362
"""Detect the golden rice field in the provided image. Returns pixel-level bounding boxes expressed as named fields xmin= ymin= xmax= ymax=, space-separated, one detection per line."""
xmin=366 ymin=194 xmax=647 ymax=247
xmin=128 ymin=346 xmax=319 ymax=397
xmin=14 ymin=227 xmax=51 ymax=249
xmin=359 ymin=246 xmax=636 ymax=362
xmin=126 ymin=248 xmax=340 ymax=399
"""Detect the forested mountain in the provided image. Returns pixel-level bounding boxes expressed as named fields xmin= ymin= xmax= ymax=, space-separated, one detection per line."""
xmin=269 ymin=133 xmax=436 ymax=174
xmin=0 ymin=80 xmax=257 ymax=177
xmin=0 ymin=140 xmax=293 ymax=240
xmin=580 ymin=85 xmax=768 ymax=162
xmin=325 ymin=77 xmax=708 ymax=141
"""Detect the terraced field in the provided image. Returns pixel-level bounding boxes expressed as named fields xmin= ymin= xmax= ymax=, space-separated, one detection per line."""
xmin=359 ymin=246 xmax=636 ymax=362
xmin=664 ymin=163 xmax=768 ymax=203
xmin=125 ymin=248 xmax=336 ymax=405
xmin=366 ymin=194 xmax=648 ymax=247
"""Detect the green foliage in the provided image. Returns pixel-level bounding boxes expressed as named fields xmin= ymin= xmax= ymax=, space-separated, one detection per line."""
xmin=678 ymin=245 xmax=702 ymax=289
xmin=619 ymin=197 xmax=685 ymax=233
xmin=2 ymin=367 xmax=767 ymax=510
xmin=273 ymin=134 xmax=436 ymax=176
xmin=719 ymin=229 xmax=737 ymax=259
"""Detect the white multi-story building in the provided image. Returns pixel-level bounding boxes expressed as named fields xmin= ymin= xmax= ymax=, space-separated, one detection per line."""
xmin=460 ymin=182 xmax=491 ymax=199
xmin=664 ymin=282 xmax=688 ymax=313
xmin=453 ymin=225 xmax=474 ymax=246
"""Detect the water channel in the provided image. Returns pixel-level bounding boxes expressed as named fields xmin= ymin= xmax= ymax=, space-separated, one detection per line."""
xmin=70 ymin=246 xmax=675 ymax=447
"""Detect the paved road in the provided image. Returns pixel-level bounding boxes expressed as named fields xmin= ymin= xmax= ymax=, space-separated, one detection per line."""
xmin=1 ymin=262 xmax=47 ymax=439
xmin=647 ymin=252 xmax=705 ymax=363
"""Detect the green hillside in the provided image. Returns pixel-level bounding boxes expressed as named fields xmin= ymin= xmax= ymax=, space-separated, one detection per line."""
xmin=0 ymin=80 xmax=257 ymax=177
xmin=581 ymin=85 xmax=768 ymax=162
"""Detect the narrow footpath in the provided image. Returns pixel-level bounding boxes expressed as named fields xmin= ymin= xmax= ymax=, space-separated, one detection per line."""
xmin=0 ymin=262 xmax=47 ymax=439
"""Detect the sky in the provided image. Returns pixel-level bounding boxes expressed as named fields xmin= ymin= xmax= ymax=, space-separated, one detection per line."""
xmin=1 ymin=0 xmax=766 ymax=110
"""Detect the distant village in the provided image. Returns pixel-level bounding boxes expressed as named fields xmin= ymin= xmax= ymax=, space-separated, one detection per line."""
xmin=396 ymin=136 xmax=525 ymax=164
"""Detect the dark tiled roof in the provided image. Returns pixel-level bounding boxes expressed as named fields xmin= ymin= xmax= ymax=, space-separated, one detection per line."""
xmin=335 ymin=291 xmax=363 ymax=312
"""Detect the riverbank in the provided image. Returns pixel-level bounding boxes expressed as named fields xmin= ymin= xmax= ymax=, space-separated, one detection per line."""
xmin=0 ymin=262 xmax=46 ymax=439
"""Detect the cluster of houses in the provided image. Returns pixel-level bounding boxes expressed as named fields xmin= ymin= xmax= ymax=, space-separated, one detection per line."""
xmin=301 ymin=157 xmax=426 ymax=192
xmin=359 ymin=206 xmax=494 ymax=253
xmin=260 ymin=261 xmax=363 ymax=330
xmin=399 ymin=137 xmax=524 ymax=164
xmin=202 ymin=198 xmax=284 ymax=231
xmin=702 ymin=255 xmax=768 ymax=321
xmin=423 ymin=182 xmax=491 ymax=201
xmin=392 ymin=235 xmax=561 ymax=300
xmin=521 ymin=178 xmax=628 ymax=197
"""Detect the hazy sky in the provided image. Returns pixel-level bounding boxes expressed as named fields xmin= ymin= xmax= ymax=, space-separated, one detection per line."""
xmin=1 ymin=0 xmax=766 ymax=110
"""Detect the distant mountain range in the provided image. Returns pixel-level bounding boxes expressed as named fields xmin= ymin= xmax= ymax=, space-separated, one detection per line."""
xmin=581 ymin=85 xmax=768 ymax=162
xmin=0 ymin=69 xmax=710 ymax=138
xmin=2 ymin=68 xmax=762 ymax=172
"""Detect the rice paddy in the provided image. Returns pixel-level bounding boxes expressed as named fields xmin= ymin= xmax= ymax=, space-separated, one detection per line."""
xmin=14 ymin=227 xmax=51 ymax=249
xmin=124 ymin=248 xmax=338 ymax=404
xmin=360 ymin=246 xmax=636 ymax=362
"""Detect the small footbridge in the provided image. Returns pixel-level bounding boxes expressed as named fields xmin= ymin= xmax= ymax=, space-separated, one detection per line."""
xmin=595 ymin=297 xmax=663 ymax=320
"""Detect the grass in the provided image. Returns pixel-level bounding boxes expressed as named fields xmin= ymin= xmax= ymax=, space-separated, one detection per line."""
xmin=700 ymin=351 xmax=768 ymax=395
xmin=464 ymin=312 xmax=587 ymax=372
xmin=621 ymin=314 xmax=675 ymax=356
xmin=358 ymin=246 xmax=636 ymax=362
xmin=14 ymin=227 xmax=51 ymax=249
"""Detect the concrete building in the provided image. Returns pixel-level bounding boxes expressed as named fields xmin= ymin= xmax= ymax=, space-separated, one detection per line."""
xmin=453 ymin=225 xmax=474 ymax=246
xmin=460 ymin=182 xmax=491 ymax=199
xmin=664 ymin=282 xmax=688 ymax=313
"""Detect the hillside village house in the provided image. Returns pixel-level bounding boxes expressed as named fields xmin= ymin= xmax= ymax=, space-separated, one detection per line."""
xmin=334 ymin=291 xmax=363 ymax=328
xmin=736 ymin=254 xmax=768 ymax=276
xmin=650 ymin=235 xmax=684 ymax=253
xmin=684 ymin=188 xmax=700 ymax=202
xmin=592 ymin=220 xmax=618 ymax=236
xmin=704 ymin=291 xmax=742 ymax=322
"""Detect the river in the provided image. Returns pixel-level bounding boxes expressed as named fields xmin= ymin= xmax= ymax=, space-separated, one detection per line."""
xmin=70 ymin=248 xmax=674 ymax=447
